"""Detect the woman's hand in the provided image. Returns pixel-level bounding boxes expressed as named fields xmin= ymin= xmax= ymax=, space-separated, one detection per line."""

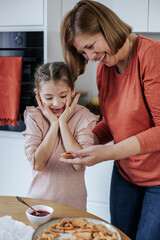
xmin=60 ymin=136 xmax=141 ymax=167
xmin=35 ymin=92 xmax=58 ymax=124
xmin=60 ymin=145 xmax=112 ymax=167
xmin=59 ymin=93 xmax=80 ymax=123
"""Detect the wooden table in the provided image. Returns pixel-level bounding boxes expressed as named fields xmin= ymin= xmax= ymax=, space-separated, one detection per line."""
xmin=0 ymin=196 xmax=130 ymax=240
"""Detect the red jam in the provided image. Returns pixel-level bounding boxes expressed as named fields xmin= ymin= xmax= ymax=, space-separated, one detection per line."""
xmin=30 ymin=210 xmax=50 ymax=217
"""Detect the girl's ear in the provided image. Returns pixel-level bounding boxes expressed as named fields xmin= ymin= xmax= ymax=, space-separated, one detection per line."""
xmin=71 ymin=85 xmax=76 ymax=97
xmin=34 ymin=88 xmax=38 ymax=94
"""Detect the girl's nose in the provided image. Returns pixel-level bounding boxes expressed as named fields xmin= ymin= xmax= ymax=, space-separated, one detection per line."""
xmin=52 ymin=98 xmax=60 ymax=106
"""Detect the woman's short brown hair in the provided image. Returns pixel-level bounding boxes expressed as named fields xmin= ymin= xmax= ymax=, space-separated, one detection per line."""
xmin=60 ymin=0 xmax=132 ymax=82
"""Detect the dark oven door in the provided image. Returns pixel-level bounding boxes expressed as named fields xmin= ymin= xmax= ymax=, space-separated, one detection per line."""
xmin=0 ymin=31 xmax=44 ymax=131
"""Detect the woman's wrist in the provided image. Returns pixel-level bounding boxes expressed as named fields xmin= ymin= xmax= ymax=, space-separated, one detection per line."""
xmin=111 ymin=136 xmax=141 ymax=160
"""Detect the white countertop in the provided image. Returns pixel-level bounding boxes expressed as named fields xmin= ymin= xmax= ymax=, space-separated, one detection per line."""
xmin=0 ymin=130 xmax=24 ymax=139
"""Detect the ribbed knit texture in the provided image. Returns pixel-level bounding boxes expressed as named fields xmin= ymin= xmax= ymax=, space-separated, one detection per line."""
xmin=93 ymin=35 xmax=160 ymax=186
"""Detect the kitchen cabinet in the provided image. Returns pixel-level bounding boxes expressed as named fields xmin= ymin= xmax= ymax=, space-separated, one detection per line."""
xmin=0 ymin=131 xmax=32 ymax=197
xmin=46 ymin=0 xmax=62 ymax=63
xmin=0 ymin=0 xmax=159 ymax=64
xmin=85 ymin=156 xmax=113 ymax=222
xmin=62 ymin=0 xmax=160 ymax=33
xmin=0 ymin=0 xmax=44 ymax=26
xmin=62 ymin=0 xmax=148 ymax=32
xmin=98 ymin=0 xmax=148 ymax=32
xmin=62 ymin=0 xmax=79 ymax=16
xmin=148 ymin=0 xmax=160 ymax=32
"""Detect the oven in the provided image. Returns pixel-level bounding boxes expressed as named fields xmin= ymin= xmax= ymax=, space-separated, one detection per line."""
xmin=0 ymin=31 xmax=44 ymax=131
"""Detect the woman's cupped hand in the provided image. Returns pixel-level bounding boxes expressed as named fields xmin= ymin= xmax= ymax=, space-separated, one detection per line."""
xmin=60 ymin=145 xmax=113 ymax=167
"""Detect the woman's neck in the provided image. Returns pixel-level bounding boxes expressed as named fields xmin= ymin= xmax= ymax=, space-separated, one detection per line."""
xmin=116 ymin=33 xmax=137 ymax=74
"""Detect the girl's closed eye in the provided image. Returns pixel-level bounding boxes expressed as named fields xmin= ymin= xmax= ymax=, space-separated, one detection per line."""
xmin=60 ymin=95 xmax=67 ymax=99
xmin=45 ymin=97 xmax=53 ymax=100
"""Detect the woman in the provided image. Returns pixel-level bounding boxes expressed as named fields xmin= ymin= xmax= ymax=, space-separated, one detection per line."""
xmin=60 ymin=0 xmax=160 ymax=240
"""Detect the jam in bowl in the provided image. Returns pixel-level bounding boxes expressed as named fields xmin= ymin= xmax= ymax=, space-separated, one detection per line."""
xmin=26 ymin=205 xmax=54 ymax=225
xmin=30 ymin=210 xmax=50 ymax=217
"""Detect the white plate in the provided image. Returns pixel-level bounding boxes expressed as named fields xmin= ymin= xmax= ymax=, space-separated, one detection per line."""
xmin=32 ymin=217 xmax=121 ymax=240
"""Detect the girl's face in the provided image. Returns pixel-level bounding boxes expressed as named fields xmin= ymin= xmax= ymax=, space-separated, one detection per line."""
xmin=38 ymin=78 xmax=75 ymax=117
xmin=73 ymin=33 xmax=121 ymax=67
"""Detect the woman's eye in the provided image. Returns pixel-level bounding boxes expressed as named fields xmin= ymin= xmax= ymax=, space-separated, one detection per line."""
xmin=88 ymin=45 xmax=93 ymax=49
xmin=79 ymin=50 xmax=84 ymax=55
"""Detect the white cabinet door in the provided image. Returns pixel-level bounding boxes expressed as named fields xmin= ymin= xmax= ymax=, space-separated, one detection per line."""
xmin=62 ymin=0 xmax=148 ymax=32
xmin=148 ymin=0 xmax=160 ymax=32
xmin=85 ymin=160 xmax=113 ymax=222
xmin=46 ymin=0 xmax=62 ymax=63
xmin=47 ymin=0 xmax=61 ymax=32
xmin=0 ymin=0 xmax=44 ymax=26
xmin=98 ymin=0 xmax=148 ymax=32
xmin=0 ymin=131 xmax=32 ymax=197
xmin=62 ymin=0 xmax=79 ymax=18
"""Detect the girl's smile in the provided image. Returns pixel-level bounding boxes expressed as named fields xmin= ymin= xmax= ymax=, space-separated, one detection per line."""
xmin=50 ymin=106 xmax=65 ymax=115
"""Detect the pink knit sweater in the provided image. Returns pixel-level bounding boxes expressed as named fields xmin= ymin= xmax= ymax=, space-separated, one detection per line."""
xmin=23 ymin=104 xmax=99 ymax=210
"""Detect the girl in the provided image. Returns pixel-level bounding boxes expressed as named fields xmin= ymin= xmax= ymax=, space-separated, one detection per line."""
xmin=22 ymin=61 xmax=99 ymax=211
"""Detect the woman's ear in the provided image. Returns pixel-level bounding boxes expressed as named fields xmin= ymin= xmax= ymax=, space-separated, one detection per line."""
xmin=71 ymin=85 xmax=76 ymax=97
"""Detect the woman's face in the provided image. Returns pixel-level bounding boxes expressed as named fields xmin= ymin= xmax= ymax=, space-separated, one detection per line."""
xmin=73 ymin=33 xmax=120 ymax=67
xmin=38 ymin=78 xmax=75 ymax=117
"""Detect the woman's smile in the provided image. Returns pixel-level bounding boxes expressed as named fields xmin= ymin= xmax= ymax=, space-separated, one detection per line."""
xmin=99 ymin=53 xmax=106 ymax=63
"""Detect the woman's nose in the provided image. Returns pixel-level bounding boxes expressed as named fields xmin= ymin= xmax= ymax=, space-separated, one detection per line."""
xmin=88 ymin=52 xmax=96 ymax=61
xmin=86 ymin=51 xmax=97 ymax=61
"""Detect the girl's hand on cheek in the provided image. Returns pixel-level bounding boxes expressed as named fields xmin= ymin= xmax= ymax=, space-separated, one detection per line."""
xmin=59 ymin=95 xmax=70 ymax=123
xmin=43 ymin=103 xmax=58 ymax=124
xmin=59 ymin=93 xmax=80 ymax=123
xmin=35 ymin=93 xmax=58 ymax=124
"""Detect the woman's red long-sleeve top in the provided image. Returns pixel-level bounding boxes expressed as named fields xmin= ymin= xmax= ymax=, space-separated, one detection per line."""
xmin=93 ymin=35 xmax=160 ymax=186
